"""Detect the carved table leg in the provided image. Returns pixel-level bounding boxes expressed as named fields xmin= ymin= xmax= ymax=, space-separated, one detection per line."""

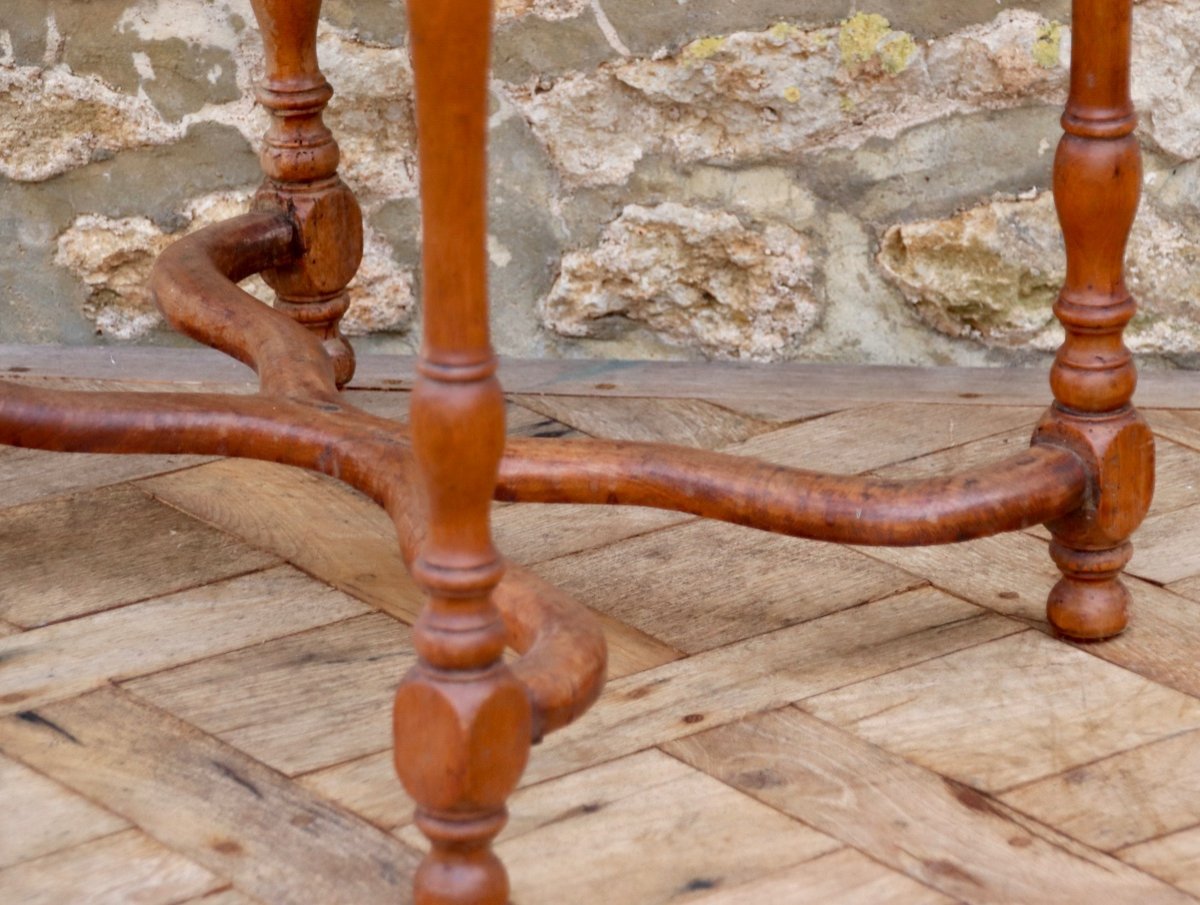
xmin=248 ymin=0 xmax=362 ymax=387
xmin=1034 ymin=0 xmax=1154 ymax=640
xmin=392 ymin=1 xmax=532 ymax=902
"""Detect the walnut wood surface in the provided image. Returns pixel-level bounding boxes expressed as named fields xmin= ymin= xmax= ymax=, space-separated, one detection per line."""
xmin=0 ymin=0 xmax=1158 ymax=901
xmin=249 ymin=0 xmax=362 ymax=387
xmin=499 ymin=438 xmax=1088 ymax=547
xmin=1033 ymin=0 xmax=1154 ymax=639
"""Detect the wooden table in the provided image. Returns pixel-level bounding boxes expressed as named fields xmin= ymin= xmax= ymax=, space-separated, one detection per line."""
xmin=0 ymin=2 xmax=1154 ymax=903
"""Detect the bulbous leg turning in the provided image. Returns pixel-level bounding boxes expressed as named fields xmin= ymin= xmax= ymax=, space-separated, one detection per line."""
xmin=1046 ymin=542 xmax=1131 ymax=640
xmin=1038 ymin=0 xmax=1152 ymax=642
xmin=394 ymin=660 xmax=531 ymax=905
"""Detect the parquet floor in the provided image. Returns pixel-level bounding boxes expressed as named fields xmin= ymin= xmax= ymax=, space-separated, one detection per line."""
xmin=6 ymin=351 xmax=1200 ymax=904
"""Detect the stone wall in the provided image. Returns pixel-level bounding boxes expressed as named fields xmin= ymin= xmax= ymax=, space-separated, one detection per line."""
xmin=3 ymin=0 xmax=1199 ymax=367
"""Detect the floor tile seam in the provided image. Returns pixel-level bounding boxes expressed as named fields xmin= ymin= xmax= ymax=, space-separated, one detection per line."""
xmin=994 ymin=723 xmax=1200 ymax=805
xmin=2 ymin=559 xmax=289 ymax=633
xmin=1114 ymin=819 xmax=1200 ymax=858
xmin=0 ymin=457 xmax=220 ymax=516
xmin=0 ymin=788 xmax=133 ymax=871
xmin=656 ymin=705 xmax=997 ymax=901
xmin=774 ymin=701 xmax=1200 ymax=902
xmin=134 ymin=483 xmax=421 ymax=624
xmin=9 ymin=685 xmax=427 ymax=864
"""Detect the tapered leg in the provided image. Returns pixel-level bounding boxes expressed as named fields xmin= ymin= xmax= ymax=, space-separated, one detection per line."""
xmin=392 ymin=1 xmax=531 ymax=903
xmin=1034 ymin=0 xmax=1154 ymax=640
xmin=248 ymin=0 xmax=362 ymax=387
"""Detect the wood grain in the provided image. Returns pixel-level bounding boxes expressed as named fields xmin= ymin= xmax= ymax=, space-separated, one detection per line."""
xmin=0 ymin=483 xmax=278 ymax=627
xmin=0 ymin=828 xmax=223 ymax=905
xmin=1001 ymin=728 xmax=1200 ymax=851
xmin=534 ymin=518 xmax=922 ymax=653
xmin=180 ymin=891 xmax=262 ymax=905
xmin=666 ymin=707 xmax=1194 ymax=904
xmin=491 ymin=501 xmax=688 ymax=567
xmin=0 ymin=565 xmax=367 ymax=714
xmin=522 ymin=587 xmax=1022 ymax=785
xmin=1122 ymin=828 xmax=1200 ymax=898
xmin=688 ymin=848 xmax=953 ymax=905
xmin=298 ymin=749 xmax=414 ymax=831
xmin=8 ymin=345 xmax=1200 ymax=409
xmin=0 ymin=687 xmax=421 ymax=905
xmin=0 ymin=445 xmax=212 ymax=510
xmin=0 ymin=752 xmax=128 ymax=869
xmin=862 ymin=532 xmax=1200 ymax=699
xmin=1127 ymin=503 xmax=1200 ymax=585
xmin=510 ymin=394 xmax=775 ymax=447
xmin=143 ymin=458 xmax=677 ymax=679
xmin=802 ymin=631 xmax=1200 ymax=792
xmin=726 ymin=404 xmax=1042 ymax=474
xmin=493 ymin=750 xmax=839 ymax=905
xmin=126 ymin=612 xmax=415 ymax=776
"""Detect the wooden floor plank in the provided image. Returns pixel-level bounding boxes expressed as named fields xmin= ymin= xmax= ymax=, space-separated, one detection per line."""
xmin=181 ymin=891 xmax=262 ymax=905
xmin=509 ymin=394 xmax=777 ymax=446
xmin=534 ymin=519 xmax=922 ymax=653
xmin=126 ymin=612 xmax=414 ymax=777
xmin=142 ymin=459 xmax=427 ymax=620
xmin=1148 ymin=440 xmax=1200 ymax=517
xmin=1167 ymin=574 xmax=1200 ymax=603
xmin=142 ymin=458 xmax=679 ymax=679
xmin=346 ymin=392 xmax=584 ymax=441
xmin=666 ymin=707 xmax=1195 ymax=904
xmin=1149 ymin=409 xmax=1200 ymax=451
xmin=861 ymin=532 xmax=1200 ymax=701
xmin=802 ymin=631 xmax=1200 ymax=792
xmin=0 ymin=375 xmax=255 ymax=395
xmin=0 ymin=687 xmax=421 ymax=905
xmin=0 ymin=345 xmax=257 ymax=385
xmin=352 ymin=356 xmax=1200 ymax=411
xmin=1122 ymin=828 xmax=1200 ymax=898
xmin=0 ymin=565 xmax=367 ymax=715
xmin=492 ymin=501 xmax=689 ymax=567
xmin=9 ymin=346 xmax=1200 ymax=408
xmin=8 ymin=354 xmax=1200 ymax=900
xmin=0 ymin=446 xmax=213 ymax=510
xmin=869 ymin=423 xmax=1035 ymax=480
xmin=0 ymin=752 xmax=128 ymax=869
xmin=725 ymin=404 xmax=1042 ymax=475
xmin=0 ymin=828 xmax=223 ymax=905
xmin=0 ymin=483 xmax=278 ymax=627
xmin=180 ymin=891 xmax=261 ymax=905
xmin=298 ymin=750 xmax=411 ymax=831
xmin=688 ymin=848 xmax=953 ymax=905
xmin=1000 ymin=728 xmax=1200 ymax=851
xmin=863 ymin=424 xmax=1200 ymax=523
xmin=521 ymin=588 xmax=1022 ymax=786
xmin=866 ymin=421 xmax=1200 ymax=521
xmin=484 ymin=750 xmax=839 ymax=905
xmin=1127 ymin=502 xmax=1200 ymax=585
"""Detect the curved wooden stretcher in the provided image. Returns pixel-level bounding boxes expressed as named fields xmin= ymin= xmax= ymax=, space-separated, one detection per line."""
xmin=0 ymin=1 xmax=1155 ymax=902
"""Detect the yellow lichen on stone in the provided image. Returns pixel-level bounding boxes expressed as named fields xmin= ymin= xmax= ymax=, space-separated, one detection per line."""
xmin=879 ymin=33 xmax=917 ymax=74
xmin=838 ymin=12 xmax=892 ymax=66
xmin=838 ymin=12 xmax=915 ymax=75
xmin=1032 ymin=21 xmax=1064 ymax=69
xmin=783 ymin=86 xmax=802 ymax=103
xmin=683 ymin=35 xmax=727 ymax=62
xmin=768 ymin=21 xmax=804 ymax=41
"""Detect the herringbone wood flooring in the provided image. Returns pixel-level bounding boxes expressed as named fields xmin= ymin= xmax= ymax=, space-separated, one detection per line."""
xmin=5 ymin=350 xmax=1200 ymax=904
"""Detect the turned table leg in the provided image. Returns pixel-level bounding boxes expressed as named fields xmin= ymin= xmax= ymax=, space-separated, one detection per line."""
xmin=1035 ymin=0 xmax=1154 ymax=640
xmin=392 ymin=1 xmax=532 ymax=902
xmin=248 ymin=0 xmax=362 ymax=388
